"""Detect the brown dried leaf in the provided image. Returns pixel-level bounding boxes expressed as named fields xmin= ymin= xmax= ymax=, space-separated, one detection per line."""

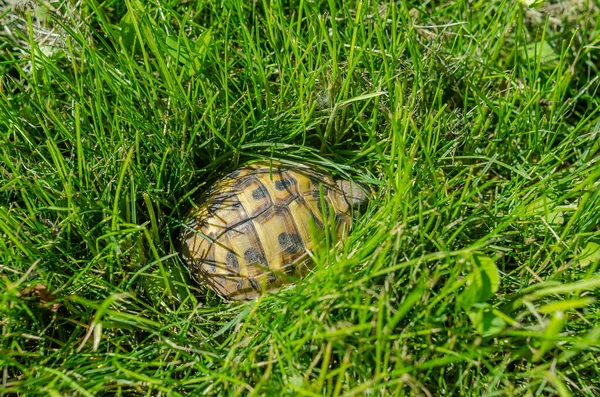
xmin=20 ymin=284 xmax=61 ymax=312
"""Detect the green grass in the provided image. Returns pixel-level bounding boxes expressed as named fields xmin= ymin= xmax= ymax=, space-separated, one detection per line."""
xmin=1 ymin=0 xmax=599 ymax=395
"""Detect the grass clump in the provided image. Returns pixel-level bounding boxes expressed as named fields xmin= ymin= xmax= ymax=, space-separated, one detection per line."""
xmin=1 ymin=0 xmax=599 ymax=395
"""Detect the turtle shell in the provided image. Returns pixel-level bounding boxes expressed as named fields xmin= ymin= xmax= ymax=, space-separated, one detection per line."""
xmin=179 ymin=161 xmax=363 ymax=300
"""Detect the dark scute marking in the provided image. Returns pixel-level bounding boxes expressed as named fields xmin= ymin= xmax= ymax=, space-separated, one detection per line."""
xmin=308 ymin=175 xmax=325 ymax=186
xmin=232 ymin=175 xmax=258 ymax=192
xmin=318 ymin=199 xmax=330 ymax=217
xmin=311 ymin=190 xmax=331 ymax=218
xmin=311 ymin=214 xmax=324 ymax=230
xmin=226 ymin=251 xmax=240 ymax=271
xmin=267 ymin=272 xmax=277 ymax=285
xmin=311 ymin=188 xmax=330 ymax=200
xmin=274 ymin=177 xmax=297 ymax=191
xmin=283 ymin=263 xmax=295 ymax=275
xmin=244 ymin=247 xmax=267 ymax=265
xmin=278 ymin=232 xmax=304 ymax=255
xmin=226 ymin=169 xmax=241 ymax=179
xmin=249 ymin=277 xmax=260 ymax=290
xmin=252 ymin=184 xmax=269 ymax=200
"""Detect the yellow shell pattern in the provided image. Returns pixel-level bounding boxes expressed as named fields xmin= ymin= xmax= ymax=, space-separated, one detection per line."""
xmin=179 ymin=161 xmax=355 ymax=300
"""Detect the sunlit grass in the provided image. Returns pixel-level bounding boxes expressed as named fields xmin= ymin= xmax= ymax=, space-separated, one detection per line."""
xmin=1 ymin=0 xmax=599 ymax=395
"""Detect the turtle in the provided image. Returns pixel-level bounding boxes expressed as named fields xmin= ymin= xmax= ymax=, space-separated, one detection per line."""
xmin=178 ymin=161 xmax=368 ymax=300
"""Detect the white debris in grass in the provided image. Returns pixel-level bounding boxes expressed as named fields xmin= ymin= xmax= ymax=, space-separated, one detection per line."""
xmin=1 ymin=0 xmax=85 ymax=73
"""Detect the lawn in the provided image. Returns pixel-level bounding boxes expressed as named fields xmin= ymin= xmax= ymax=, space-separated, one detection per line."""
xmin=1 ymin=0 xmax=599 ymax=395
